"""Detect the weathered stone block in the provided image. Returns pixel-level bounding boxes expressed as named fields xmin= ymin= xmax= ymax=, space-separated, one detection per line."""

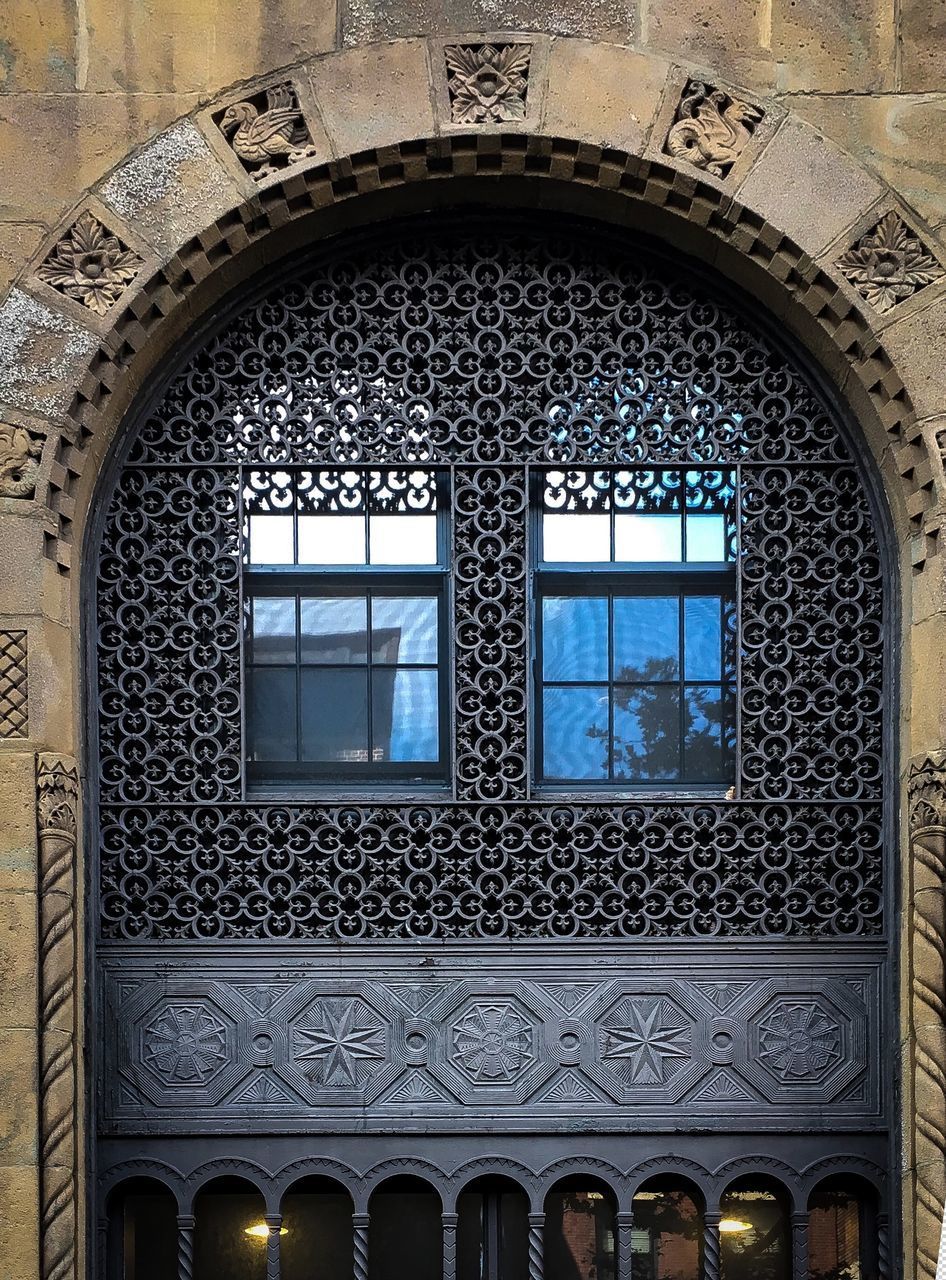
xmin=0 ymin=222 xmax=45 ymax=297
xmin=81 ymin=0 xmax=337 ymax=94
xmin=787 ymin=94 xmax=946 ymax=235
xmin=0 ymin=1163 xmax=39 ymax=1278
xmin=0 ymin=1029 xmax=37 ymax=1162
xmin=0 ymin=754 xmax=36 ymax=895
xmin=341 ymin=0 xmax=636 ymax=46
xmin=308 ymin=42 xmax=436 ymax=156
xmin=543 ymin=40 xmax=667 ymax=155
xmin=99 ymin=120 xmax=242 ymax=257
xmin=0 ymin=92 xmax=199 ymax=225
xmin=909 ymin=611 xmax=946 ymax=754
xmin=900 ymin=0 xmax=946 ymax=94
xmin=0 ymin=0 xmax=75 ymax=92
xmin=736 ymin=116 xmax=884 ymax=258
xmin=881 ymin=294 xmax=946 ymax=425
xmin=0 ymin=287 xmax=97 ymax=419
xmin=0 ymin=890 xmax=37 ymax=1027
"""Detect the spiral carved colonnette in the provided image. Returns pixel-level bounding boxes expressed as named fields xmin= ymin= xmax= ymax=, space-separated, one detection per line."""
xmin=909 ymin=755 xmax=946 ymax=1280
xmin=528 ymin=1213 xmax=544 ymax=1280
xmin=176 ymin=1214 xmax=195 ymax=1280
xmin=353 ymin=1212 xmax=370 ymax=1280
xmin=37 ymin=756 xmax=79 ymax=1280
xmin=703 ymin=1212 xmax=722 ymax=1280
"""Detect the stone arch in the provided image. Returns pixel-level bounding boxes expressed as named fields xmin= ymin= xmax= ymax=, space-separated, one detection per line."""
xmin=4 ymin=34 xmax=940 ymax=1280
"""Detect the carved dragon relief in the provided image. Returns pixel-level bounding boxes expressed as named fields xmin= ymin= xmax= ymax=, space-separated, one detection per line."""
xmin=908 ymin=753 xmax=946 ymax=1280
xmin=665 ymin=80 xmax=763 ymax=178
xmin=37 ymin=755 xmax=79 ymax=1280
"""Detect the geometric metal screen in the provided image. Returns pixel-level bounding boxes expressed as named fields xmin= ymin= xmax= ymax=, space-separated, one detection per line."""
xmin=94 ymin=223 xmax=885 ymax=941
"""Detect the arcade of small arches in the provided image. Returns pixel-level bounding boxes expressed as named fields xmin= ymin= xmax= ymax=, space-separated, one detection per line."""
xmin=102 ymin=1154 xmax=888 ymax=1280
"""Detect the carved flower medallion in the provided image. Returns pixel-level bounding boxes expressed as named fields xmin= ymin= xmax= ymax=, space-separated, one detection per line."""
xmin=757 ymin=999 xmax=842 ymax=1081
xmin=837 ymin=211 xmax=945 ymax=313
xmin=451 ymin=1000 xmax=535 ymax=1082
xmin=142 ymin=1003 xmax=229 ymax=1083
xmin=445 ymin=44 xmax=531 ymax=125
xmin=37 ymin=211 xmax=142 ymax=316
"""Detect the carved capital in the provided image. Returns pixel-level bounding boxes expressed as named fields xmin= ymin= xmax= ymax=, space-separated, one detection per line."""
xmin=37 ymin=755 xmax=79 ymax=843
xmin=909 ymin=752 xmax=946 ymax=833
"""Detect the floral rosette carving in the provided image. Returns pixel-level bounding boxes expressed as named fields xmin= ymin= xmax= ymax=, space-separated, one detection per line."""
xmin=445 ymin=43 xmax=531 ymax=124
xmin=37 ymin=210 xmax=142 ymax=316
xmin=837 ymin=212 xmax=945 ymax=314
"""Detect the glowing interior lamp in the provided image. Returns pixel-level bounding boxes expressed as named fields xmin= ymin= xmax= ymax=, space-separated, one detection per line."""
xmin=718 ymin=1218 xmax=753 ymax=1234
xmin=244 ymin=1223 xmax=288 ymax=1239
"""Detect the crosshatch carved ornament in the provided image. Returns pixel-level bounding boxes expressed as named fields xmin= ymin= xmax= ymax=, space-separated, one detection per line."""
xmin=0 ymin=629 xmax=28 ymax=737
xmin=837 ymin=211 xmax=945 ymax=314
xmin=0 ymin=422 xmax=42 ymax=498
xmin=665 ymin=80 xmax=763 ymax=178
xmin=445 ymin=43 xmax=531 ymax=124
xmin=215 ymin=82 xmax=317 ymax=178
xmin=36 ymin=210 xmax=142 ymax=316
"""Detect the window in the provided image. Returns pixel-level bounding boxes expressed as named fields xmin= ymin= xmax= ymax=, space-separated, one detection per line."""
xmin=243 ymin=468 xmax=448 ymax=786
xmin=535 ymin=468 xmax=737 ymax=788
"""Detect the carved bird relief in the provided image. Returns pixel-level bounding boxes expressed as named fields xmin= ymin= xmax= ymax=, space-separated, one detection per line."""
xmin=666 ymin=83 xmax=763 ymax=178
xmin=218 ymin=84 xmax=316 ymax=175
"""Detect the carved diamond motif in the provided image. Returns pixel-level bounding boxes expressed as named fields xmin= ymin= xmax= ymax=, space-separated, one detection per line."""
xmin=600 ymin=996 xmax=691 ymax=1086
xmin=142 ymin=1003 xmax=229 ymax=1083
xmin=837 ymin=211 xmax=945 ymax=314
xmin=36 ymin=211 xmax=142 ymax=316
xmin=0 ymin=630 xmax=27 ymax=738
xmin=445 ymin=44 xmax=531 ymax=125
xmin=757 ymin=999 xmax=842 ymax=1082
xmin=451 ymin=1001 xmax=535 ymax=1083
xmin=292 ymin=997 xmax=386 ymax=1088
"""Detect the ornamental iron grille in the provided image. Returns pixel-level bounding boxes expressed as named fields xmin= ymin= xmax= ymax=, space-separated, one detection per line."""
xmin=90 ymin=218 xmax=893 ymax=1268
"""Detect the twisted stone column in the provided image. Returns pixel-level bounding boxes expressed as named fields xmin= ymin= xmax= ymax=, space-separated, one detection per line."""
xmin=909 ymin=754 xmax=946 ymax=1280
xmin=37 ymin=755 xmax=79 ymax=1280
xmin=442 ymin=1211 xmax=458 ymax=1280
xmin=353 ymin=1211 xmax=370 ymax=1280
xmin=176 ymin=1214 xmax=195 ymax=1280
xmin=702 ymin=1211 xmax=721 ymax=1280
xmin=528 ymin=1211 xmax=544 ymax=1280
xmin=877 ymin=1210 xmax=890 ymax=1280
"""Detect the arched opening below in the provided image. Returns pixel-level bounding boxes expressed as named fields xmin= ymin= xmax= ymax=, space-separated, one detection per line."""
xmin=544 ymin=1177 xmax=617 ymax=1280
xmin=193 ymin=1175 xmax=268 ymax=1280
xmin=719 ymin=1175 xmax=791 ymax=1280
xmin=368 ymin=1175 xmax=443 ymax=1280
xmin=631 ymin=1175 xmax=704 ymax=1279
xmin=105 ymin=1177 xmax=178 ymax=1280
xmin=807 ymin=1175 xmax=880 ymax=1279
xmin=457 ymin=1175 xmax=530 ymax=1280
xmin=280 ymin=1176 xmax=354 ymax=1280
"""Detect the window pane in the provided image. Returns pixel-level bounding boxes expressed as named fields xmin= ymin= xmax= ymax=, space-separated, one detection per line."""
xmin=613 ymin=687 xmax=680 ymax=780
xmin=248 ymin=668 xmax=296 ymax=762
xmin=686 ymin=513 xmax=728 ymax=562
xmin=369 ymin=514 xmax=438 ymax=564
xmin=251 ymin=597 xmax=296 ymax=664
xmin=300 ymin=669 xmax=369 ymax=763
xmin=300 ymin=598 xmax=368 ymax=664
xmin=248 ymin=514 xmax=294 ymax=564
xmin=613 ymin=597 xmax=679 ymax=681
xmin=684 ymin=686 xmax=734 ymax=782
xmin=542 ymin=686 xmax=609 ymax=780
xmin=298 ymin=514 xmax=365 ymax=565
xmin=543 ymin=597 xmax=608 ymax=682
xmin=371 ymin=597 xmax=438 ymax=664
xmin=373 ymin=669 xmax=440 ymax=762
xmin=614 ymin=513 xmax=682 ymax=562
xmin=543 ymin=513 xmax=610 ymax=562
xmin=684 ymin=596 xmax=723 ymax=681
